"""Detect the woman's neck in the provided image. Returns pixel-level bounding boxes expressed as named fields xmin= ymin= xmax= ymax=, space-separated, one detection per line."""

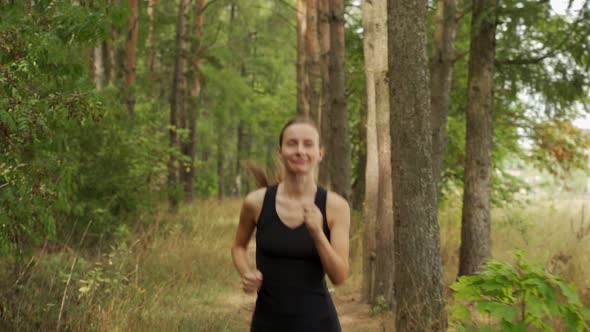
xmin=280 ymin=173 xmax=316 ymax=199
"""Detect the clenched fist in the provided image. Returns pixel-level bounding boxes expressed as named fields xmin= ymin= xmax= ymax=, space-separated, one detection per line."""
xmin=241 ymin=270 xmax=263 ymax=294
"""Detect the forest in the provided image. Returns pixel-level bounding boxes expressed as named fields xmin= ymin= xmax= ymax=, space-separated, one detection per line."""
xmin=1 ymin=0 xmax=590 ymax=330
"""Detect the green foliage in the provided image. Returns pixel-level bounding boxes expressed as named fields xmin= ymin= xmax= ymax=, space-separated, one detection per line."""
xmin=450 ymin=252 xmax=590 ymax=331
xmin=0 ymin=2 xmax=164 ymax=257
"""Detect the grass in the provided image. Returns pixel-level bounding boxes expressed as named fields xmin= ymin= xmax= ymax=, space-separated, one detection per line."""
xmin=1 ymin=193 xmax=588 ymax=331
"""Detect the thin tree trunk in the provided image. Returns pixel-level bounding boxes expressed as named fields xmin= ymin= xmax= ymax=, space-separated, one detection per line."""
xmin=125 ymin=0 xmax=139 ymax=117
xmin=296 ymin=0 xmax=309 ymax=116
xmin=327 ymin=0 xmax=350 ymax=202
xmin=106 ymin=29 xmax=117 ymax=87
xmin=93 ymin=42 xmax=104 ymax=91
xmin=147 ymin=0 xmax=157 ymax=81
xmin=363 ymin=0 xmax=392 ymax=306
xmin=181 ymin=0 xmax=205 ymax=202
xmin=458 ymin=0 xmax=497 ymax=276
xmin=430 ymin=0 xmax=458 ymax=197
xmin=169 ymin=0 xmax=189 ymax=208
xmin=306 ymin=0 xmax=321 ymax=124
xmin=217 ymin=141 xmax=225 ymax=200
xmin=318 ymin=0 xmax=331 ymax=186
xmin=362 ymin=69 xmax=378 ymax=304
xmin=388 ymin=0 xmax=446 ymax=330
xmin=351 ymin=96 xmax=366 ymax=210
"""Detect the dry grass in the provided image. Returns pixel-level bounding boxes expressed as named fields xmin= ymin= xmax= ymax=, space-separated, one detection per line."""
xmin=2 ymin=193 xmax=589 ymax=331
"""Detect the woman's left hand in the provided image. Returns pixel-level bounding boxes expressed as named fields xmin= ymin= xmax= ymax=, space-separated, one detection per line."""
xmin=302 ymin=203 xmax=323 ymax=236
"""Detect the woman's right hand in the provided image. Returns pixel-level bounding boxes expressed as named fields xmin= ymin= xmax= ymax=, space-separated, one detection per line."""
xmin=241 ymin=270 xmax=263 ymax=294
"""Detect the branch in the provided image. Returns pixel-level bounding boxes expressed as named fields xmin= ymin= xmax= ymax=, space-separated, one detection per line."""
xmin=199 ymin=0 xmax=219 ymax=14
xmin=453 ymin=50 xmax=469 ymax=63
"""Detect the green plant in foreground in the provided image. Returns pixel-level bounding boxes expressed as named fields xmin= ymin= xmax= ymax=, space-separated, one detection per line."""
xmin=450 ymin=252 xmax=590 ymax=331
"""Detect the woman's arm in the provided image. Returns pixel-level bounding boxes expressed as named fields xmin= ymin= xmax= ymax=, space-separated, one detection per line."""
xmin=304 ymin=192 xmax=350 ymax=285
xmin=231 ymin=188 xmax=265 ymax=293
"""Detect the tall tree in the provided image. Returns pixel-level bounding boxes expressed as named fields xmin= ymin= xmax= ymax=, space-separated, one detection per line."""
xmin=180 ymin=0 xmax=206 ymax=202
xmin=306 ymin=0 xmax=322 ymax=124
xmin=361 ymin=0 xmax=392 ymax=306
xmin=458 ymin=0 xmax=497 ymax=276
xmin=124 ymin=0 xmax=139 ymax=117
xmin=388 ymin=0 xmax=446 ymax=329
xmin=168 ymin=0 xmax=189 ymax=207
xmin=93 ymin=42 xmax=105 ymax=91
xmin=147 ymin=0 xmax=157 ymax=81
xmin=326 ymin=0 xmax=351 ymax=202
xmin=296 ymin=0 xmax=310 ymax=116
xmin=430 ymin=0 xmax=458 ymax=196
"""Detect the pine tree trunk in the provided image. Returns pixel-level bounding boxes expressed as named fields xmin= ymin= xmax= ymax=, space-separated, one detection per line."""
xmin=106 ymin=28 xmax=117 ymax=87
xmin=362 ymin=0 xmax=392 ymax=305
xmin=327 ymin=0 xmax=350 ymax=202
xmin=458 ymin=0 xmax=497 ymax=277
xmin=125 ymin=0 xmax=139 ymax=117
xmin=430 ymin=0 xmax=457 ymax=197
xmin=318 ymin=0 xmax=331 ymax=187
xmin=147 ymin=0 xmax=157 ymax=81
xmin=296 ymin=0 xmax=310 ymax=116
xmin=168 ymin=0 xmax=189 ymax=208
xmin=306 ymin=0 xmax=322 ymax=124
xmin=351 ymin=98 xmax=366 ymax=210
xmin=362 ymin=69 xmax=378 ymax=303
xmin=388 ymin=0 xmax=446 ymax=329
xmin=93 ymin=42 xmax=104 ymax=91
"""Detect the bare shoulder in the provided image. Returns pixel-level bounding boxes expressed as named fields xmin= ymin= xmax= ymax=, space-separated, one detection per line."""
xmin=326 ymin=191 xmax=350 ymax=212
xmin=326 ymin=191 xmax=351 ymax=228
xmin=242 ymin=187 xmax=268 ymax=221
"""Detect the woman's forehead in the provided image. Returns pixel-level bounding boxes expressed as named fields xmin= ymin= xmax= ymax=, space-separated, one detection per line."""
xmin=283 ymin=123 xmax=319 ymax=139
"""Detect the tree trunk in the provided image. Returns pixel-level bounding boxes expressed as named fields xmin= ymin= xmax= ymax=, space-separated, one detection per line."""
xmin=327 ymin=0 xmax=350 ymax=202
xmin=217 ymin=140 xmax=225 ymax=200
xmin=306 ymin=0 xmax=322 ymax=125
xmin=362 ymin=68 xmax=378 ymax=304
xmin=362 ymin=0 xmax=392 ymax=306
xmin=458 ymin=0 xmax=497 ymax=277
xmin=106 ymin=28 xmax=117 ymax=87
xmin=388 ymin=0 xmax=446 ymax=330
xmin=318 ymin=0 xmax=331 ymax=187
xmin=147 ymin=0 xmax=157 ymax=81
xmin=430 ymin=0 xmax=457 ymax=197
xmin=296 ymin=0 xmax=310 ymax=116
xmin=351 ymin=97 xmax=366 ymax=210
xmin=125 ymin=0 xmax=139 ymax=117
xmin=180 ymin=0 xmax=205 ymax=202
xmin=93 ymin=42 xmax=104 ymax=91
xmin=168 ymin=0 xmax=189 ymax=208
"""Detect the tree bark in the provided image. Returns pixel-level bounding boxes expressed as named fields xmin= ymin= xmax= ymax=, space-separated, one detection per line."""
xmin=147 ymin=0 xmax=157 ymax=81
xmin=106 ymin=28 xmax=117 ymax=87
xmin=125 ymin=0 xmax=139 ymax=117
xmin=351 ymin=97 xmax=366 ymax=210
xmin=362 ymin=68 xmax=378 ymax=304
xmin=430 ymin=0 xmax=457 ymax=197
xmin=93 ymin=42 xmax=105 ymax=91
xmin=168 ymin=0 xmax=189 ymax=208
xmin=318 ymin=0 xmax=331 ymax=186
xmin=327 ymin=0 xmax=350 ymax=202
xmin=388 ymin=0 xmax=446 ymax=330
xmin=362 ymin=0 xmax=392 ymax=306
xmin=296 ymin=0 xmax=310 ymax=116
xmin=458 ymin=0 xmax=497 ymax=277
xmin=306 ymin=0 xmax=322 ymax=124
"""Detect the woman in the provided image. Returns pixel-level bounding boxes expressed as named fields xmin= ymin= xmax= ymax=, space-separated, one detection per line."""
xmin=231 ymin=116 xmax=350 ymax=331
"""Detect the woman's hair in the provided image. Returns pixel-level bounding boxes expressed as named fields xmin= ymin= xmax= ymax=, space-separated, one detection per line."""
xmin=278 ymin=115 xmax=322 ymax=147
xmin=247 ymin=116 xmax=321 ymax=188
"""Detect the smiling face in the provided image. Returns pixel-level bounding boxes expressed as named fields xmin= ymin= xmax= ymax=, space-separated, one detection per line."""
xmin=279 ymin=123 xmax=323 ymax=174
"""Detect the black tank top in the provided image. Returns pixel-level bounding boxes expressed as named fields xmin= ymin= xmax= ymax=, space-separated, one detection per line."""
xmin=251 ymin=184 xmax=341 ymax=332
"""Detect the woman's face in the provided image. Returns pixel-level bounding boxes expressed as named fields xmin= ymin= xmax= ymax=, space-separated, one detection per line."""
xmin=279 ymin=123 xmax=323 ymax=174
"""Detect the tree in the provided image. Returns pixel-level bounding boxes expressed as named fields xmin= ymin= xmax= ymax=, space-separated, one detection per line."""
xmin=124 ymin=0 xmax=139 ymax=117
xmin=388 ymin=0 xmax=446 ymax=329
xmin=458 ymin=0 xmax=497 ymax=276
xmin=147 ymin=0 xmax=157 ymax=81
xmin=361 ymin=0 xmax=393 ymax=306
xmin=430 ymin=0 xmax=458 ymax=196
xmin=168 ymin=0 xmax=190 ymax=207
